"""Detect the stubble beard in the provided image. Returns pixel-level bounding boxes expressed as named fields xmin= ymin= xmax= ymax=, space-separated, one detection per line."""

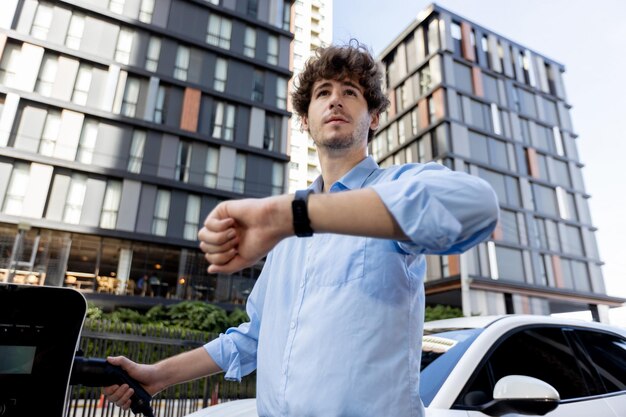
xmin=313 ymin=118 xmax=370 ymax=151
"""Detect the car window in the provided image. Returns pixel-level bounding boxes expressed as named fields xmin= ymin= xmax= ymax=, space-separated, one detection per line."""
xmin=455 ymin=326 xmax=597 ymax=408
xmin=419 ymin=328 xmax=482 ymax=407
xmin=575 ymin=329 xmax=626 ymax=393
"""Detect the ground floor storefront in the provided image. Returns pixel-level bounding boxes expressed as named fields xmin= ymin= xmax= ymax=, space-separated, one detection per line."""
xmin=0 ymin=223 xmax=259 ymax=306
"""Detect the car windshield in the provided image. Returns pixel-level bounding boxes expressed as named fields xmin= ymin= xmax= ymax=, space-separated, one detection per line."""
xmin=419 ymin=327 xmax=482 ymax=406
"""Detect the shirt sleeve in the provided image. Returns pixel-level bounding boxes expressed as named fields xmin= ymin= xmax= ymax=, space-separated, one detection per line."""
xmin=203 ymin=252 xmax=271 ymax=381
xmin=370 ymin=162 xmax=499 ymax=254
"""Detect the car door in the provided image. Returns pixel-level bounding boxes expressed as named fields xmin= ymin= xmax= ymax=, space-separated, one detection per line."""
xmin=454 ymin=325 xmax=617 ymax=416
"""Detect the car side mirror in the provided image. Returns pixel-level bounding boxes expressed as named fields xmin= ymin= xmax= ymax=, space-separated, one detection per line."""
xmin=479 ymin=375 xmax=560 ymax=416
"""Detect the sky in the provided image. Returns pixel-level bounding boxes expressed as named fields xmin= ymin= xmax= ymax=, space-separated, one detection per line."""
xmin=333 ymin=0 xmax=626 ymax=325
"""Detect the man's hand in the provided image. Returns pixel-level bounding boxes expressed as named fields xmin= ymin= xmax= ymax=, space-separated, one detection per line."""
xmin=103 ymin=356 xmax=163 ymax=411
xmin=198 ymin=195 xmax=293 ymax=274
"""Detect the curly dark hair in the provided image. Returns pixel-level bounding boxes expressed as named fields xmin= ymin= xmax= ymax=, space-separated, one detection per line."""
xmin=291 ymin=40 xmax=390 ymax=141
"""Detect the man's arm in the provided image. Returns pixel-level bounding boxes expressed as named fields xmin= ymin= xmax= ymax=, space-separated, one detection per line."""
xmin=198 ymin=168 xmax=498 ymax=273
xmin=198 ymin=188 xmax=408 ymax=274
xmin=104 ymin=347 xmax=221 ymax=410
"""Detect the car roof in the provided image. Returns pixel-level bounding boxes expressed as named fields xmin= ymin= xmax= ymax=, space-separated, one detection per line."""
xmin=424 ymin=314 xmax=626 ymax=336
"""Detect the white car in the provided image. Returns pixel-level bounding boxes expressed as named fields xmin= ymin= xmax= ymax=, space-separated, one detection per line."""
xmin=186 ymin=315 xmax=626 ymax=416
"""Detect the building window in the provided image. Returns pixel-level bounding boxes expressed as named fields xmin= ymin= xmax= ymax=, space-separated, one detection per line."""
xmin=276 ymin=77 xmax=287 ymax=109
xmin=247 ymin=0 xmax=258 ymax=17
xmin=481 ymin=35 xmax=491 ymax=69
xmin=244 ymin=27 xmax=256 ymax=58
xmin=30 ymin=2 xmax=53 ymax=40
xmin=121 ymin=77 xmax=140 ymax=117
xmin=0 ymin=43 xmax=21 ymax=88
xmin=145 ymin=36 xmax=161 ymax=72
xmin=212 ymin=101 xmax=235 ymax=141
xmin=184 ymin=195 xmax=201 ymax=240
xmin=545 ymin=63 xmax=557 ymax=96
xmin=109 ymin=0 xmax=125 ymax=14
xmin=115 ymin=28 xmax=134 ymax=65
xmin=38 ymin=110 xmax=61 ymax=157
xmin=65 ymin=13 xmax=85 ymax=50
xmin=267 ymin=35 xmax=279 ymax=65
xmin=72 ymin=65 xmax=92 ymax=106
xmin=152 ymin=189 xmax=170 ymax=236
xmin=128 ymin=130 xmax=146 ymax=173
xmin=204 ymin=146 xmax=219 ymax=188
xmin=264 ymin=114 xmax=280 ymax=151
xmin=214 ymin=58 xmax=227 ymax=92
xmin=35 ymin=53 xmax=58 ymax=97
xmin=520 ymin=51 xmax=531 ymax=85
xmin=206 ymin=15 xmax=232 ymax=49
xmin=63 ymin=174 xmax=87 ymax=224
xmin=272 ymin=162 xmax=283 ymax=195
xmin=174 ymin=45 xmax=190 ymax=81
xmin=419 ymin=66 xmax=432 ymax=96
xmin=175 ymin=141 xmax=191 ymax=182
xmin=499 ymin=209 xmax=520 ymax=244
xmin=139 ymin=0 xmax=155 ymax=23
xmin=495 ymin=245 xmax=525 ymax=282
xmin=451 ymin=21 xmax=462 ymax=58
xmin=154 ymin=85 xmax=166 ymax=123
xmin=76 ymin=119 xmax=98 ymax=164
xmin=282 ymin=0 xmax=292 ymax=31
xmin=233 ymin=153 xmax=246 ymax=193
xmin=252 ymin=70 xmax=264 ymax=102
xmin=100 ymin=180 xmax=122 ymax=229
xmin=2 ymin=163 xmax=29 ymax=216
xmin=533 ymin=184 xmax=558 ymax=217
xmin=478 ymin=168 xmax=520 ymax=207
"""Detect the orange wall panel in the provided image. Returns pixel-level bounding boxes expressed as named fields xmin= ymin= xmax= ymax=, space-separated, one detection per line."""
xmin=180 ymin=87 xmax=201 ymax=132
xmin=461 ymin=22 xmax=475 ymax=62
xmin=471 ymin=66 xmax=484 ymax=97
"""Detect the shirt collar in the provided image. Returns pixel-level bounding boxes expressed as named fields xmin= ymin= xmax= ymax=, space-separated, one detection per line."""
xmin=310 ymin=156 xmax=379 ymax=193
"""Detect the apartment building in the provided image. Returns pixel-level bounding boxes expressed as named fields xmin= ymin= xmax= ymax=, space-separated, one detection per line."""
xmin=0 ymin=0 xmax=293 ymax=306
xmin=373 ymin=4 xmax=623 ymax=322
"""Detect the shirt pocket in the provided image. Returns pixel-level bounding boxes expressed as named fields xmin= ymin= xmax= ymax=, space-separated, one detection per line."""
xmin=307 ymin=234 xmax=366 ymax=287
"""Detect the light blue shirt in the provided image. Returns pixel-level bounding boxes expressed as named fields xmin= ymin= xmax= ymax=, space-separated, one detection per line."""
xmin=205 ymin=156 xmax=499 ymax=417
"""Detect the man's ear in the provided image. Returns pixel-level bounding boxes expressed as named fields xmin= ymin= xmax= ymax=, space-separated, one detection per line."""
xmin=369 ymin=112 xmax=380 ymax=131
xmin=301 ymin=116 xmax=309 ymax=132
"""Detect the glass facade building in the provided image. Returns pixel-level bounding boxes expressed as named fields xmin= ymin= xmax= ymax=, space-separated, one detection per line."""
xmin=0 ymin=0 xmax=293 ymax=307
xmin=373 ymin=4 xmax=623 ymax=322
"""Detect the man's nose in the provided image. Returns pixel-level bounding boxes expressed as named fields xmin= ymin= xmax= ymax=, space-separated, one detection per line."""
xmin=328 ymin=89 xmax=343 ymax=108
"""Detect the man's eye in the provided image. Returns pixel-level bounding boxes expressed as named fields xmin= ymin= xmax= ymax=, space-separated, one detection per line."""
xmin=345 ymin=89 xmax=357 ymax=96
xmin=316 ymin=90 xmax=329 ymax=97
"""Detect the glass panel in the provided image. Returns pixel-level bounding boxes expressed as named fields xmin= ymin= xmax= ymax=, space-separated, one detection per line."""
xmin=63 ymin=175 xmax=87 ymax=224
xmin=100 ymin=181 xmax=122 ymax=229
xmin=495 ymin=246 xmax=524 ymax=282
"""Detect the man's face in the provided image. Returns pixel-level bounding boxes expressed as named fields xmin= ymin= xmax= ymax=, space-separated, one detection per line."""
xmin=302 ymin=78 xmax=379 ymax=150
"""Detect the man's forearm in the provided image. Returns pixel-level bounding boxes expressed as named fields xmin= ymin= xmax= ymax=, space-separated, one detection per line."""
xmin=154 ymin=347 xmax=222 ymax=390
xmin=305 ymin=188 xmax=407 ymax=239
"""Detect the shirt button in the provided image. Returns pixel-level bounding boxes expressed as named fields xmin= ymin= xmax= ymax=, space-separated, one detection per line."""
xmin=300 ymin=280 xmax=305 ymax=288
xmin=290 ymin=321 xmax=296 ymax=329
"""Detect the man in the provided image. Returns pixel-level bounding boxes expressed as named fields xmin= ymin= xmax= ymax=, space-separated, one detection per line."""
xmin=105 ymin=41 xmax=499 ymax=416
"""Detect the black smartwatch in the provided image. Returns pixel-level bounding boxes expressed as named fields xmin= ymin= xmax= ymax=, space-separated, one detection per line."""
xmin=292 ymin=189 xmax=314 ymax=237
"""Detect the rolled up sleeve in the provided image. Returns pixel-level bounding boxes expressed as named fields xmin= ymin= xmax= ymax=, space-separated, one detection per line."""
xmin=203 ymin=254 xmax=271 ymax=381
xmin=371 ymin=162 xmax=499 ymax=254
